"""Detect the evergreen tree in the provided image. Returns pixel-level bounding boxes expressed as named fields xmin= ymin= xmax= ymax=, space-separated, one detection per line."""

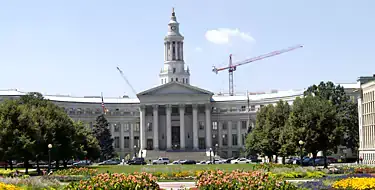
xmin=92 ymin=114 xmax=114 ymax=160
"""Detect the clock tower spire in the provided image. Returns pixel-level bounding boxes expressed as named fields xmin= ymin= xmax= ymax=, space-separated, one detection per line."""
xmin=159 ymin=8 xmax=190 ymax=85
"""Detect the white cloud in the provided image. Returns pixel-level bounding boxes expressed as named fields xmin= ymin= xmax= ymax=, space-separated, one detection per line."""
xmin=205 ymin=28 xmax=255 ymax=45
xmin=195 ymin=47 xmax=203 ymax=52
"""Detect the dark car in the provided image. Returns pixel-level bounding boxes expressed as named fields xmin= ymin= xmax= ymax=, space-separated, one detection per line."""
xmin=99 ymin=159 xmax=121 ymax=165
xmin=73 ymin=160 xmax=91 ymax=167
xmin=128 ymin=158 xmax=147 ymax=165
xmin=181 ymin=160 xmax=196 ymax=165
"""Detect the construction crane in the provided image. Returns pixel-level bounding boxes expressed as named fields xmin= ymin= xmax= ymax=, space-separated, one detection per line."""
xmin=212 ymin=45 xmax=303 ymax=96
xmin=116 ymin=67 xmax=137 ymax=97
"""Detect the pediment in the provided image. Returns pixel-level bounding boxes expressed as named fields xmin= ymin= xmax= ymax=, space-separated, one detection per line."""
xmin=137 ymin=82 xmax=213 ymax=96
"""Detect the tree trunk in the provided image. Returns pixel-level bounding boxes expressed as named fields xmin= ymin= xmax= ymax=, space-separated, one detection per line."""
xmin=63 ymin=160 xmax=67 ymax=168
xmin=24 ymin=160 xmax=28 ymax=174
xmin=275 ymin=155 xmax=278 ymax=163
xmin=282 ymin=156 xmax=286 ymax=164
xmin=9 ymin=160 xmax=13 ymax=170
xmin=55 ymin=160 xmax=60 ymax=170
xmin=323 ymin=150 xmax=328 ymax=169
xmin=36 ymin=159 xmax=41 ymax=175
xmin=312 ymin=152 xmax=317 ymax=167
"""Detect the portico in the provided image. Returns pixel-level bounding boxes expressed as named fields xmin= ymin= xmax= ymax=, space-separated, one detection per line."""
xmin=137 ymin=81 xmax=214 ymax=151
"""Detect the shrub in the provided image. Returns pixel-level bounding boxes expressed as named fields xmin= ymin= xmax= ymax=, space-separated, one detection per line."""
xmin=332 ymin=177 xmax=375 ymax=189
xmin=196 ymin=170 xmax=298 ymax=190
xmin=354 ymin=167 xmax=375 ymax=174
xmin=0 ymin=183 xmax=21 ymax=190
xmin=54 ymin=167 xmax=97 ymax=176
xmin=66 ymin=172 xmax=159 ymax=190
xmin=0 ymin=170 xmax=15 ymax=177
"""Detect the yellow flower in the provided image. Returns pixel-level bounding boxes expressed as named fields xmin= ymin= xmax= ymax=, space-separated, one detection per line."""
xmin=333 ymin=177 xmax=375 ymax=190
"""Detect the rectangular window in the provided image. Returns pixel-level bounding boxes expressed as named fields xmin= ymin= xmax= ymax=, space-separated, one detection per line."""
xmin=241 ymin=121 xmax=247 ymax=129
xmin=171 ymin=78 xmax=173 ymax=82
xmin=232 ymin=122 xmax=237 ymax=130
xmin=199 ymin=121 xmax=204 ymax=130
xmin=223 ymin=134 xmax=228 ymax=146
xmin=124 ymin=136 xmax=130 ymax=148
xmin=232 ymin=134 xmax=238 ymax=146
xmin=134 ymin=136 xmax=140 ymax=148
xmin=212 ymin=121 xmax=218 ymax=130
xmin=147 ymin=122 xmax=153 ymax=131
xmin=198 ymin=138 xmax=205 ymax=149
xmin=114 ymin=124 xmax=120 ymax=132
xmin=222 ymin=121 xmax=227 ymax=130
xmin=242 ymin=134 xmax=246 ymax=145
xmin=173 ymin=68 xmax=176 ymax=73
xmin=114 ymin=137 xmax=120 ymax=148
xmin=135 ymin=123 xmax=140 ymax=132
xmin=241 ymin=106 xmax=246 ymax=111
xmin=251 ymin=105 xmax=255 ymax=111
xmin=124 ymin=123 xmax=129 ymax=131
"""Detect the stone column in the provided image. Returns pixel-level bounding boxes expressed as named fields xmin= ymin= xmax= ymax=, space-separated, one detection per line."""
xmin=237 ymin=121 xmax=241 ymax=147
xmin=181 ymin=42 xmax=184 ymax=60
xmin=179 ymin=104 xmax=185 ymax=149
xmin=166 ymin=104 xmax=172 ymax=149
xmin=140 ymin=105 xmax=146 ymax=150
xmin=130 ymin=123 xmax=134 ymax=150
xmin=119 ymin=123 xmax=124 ymax=150
xmin=180 ymin=42 xmax=183 ymax=61
xmin=228 ymin=121 xmax=232 ymax=147
xmin=205 ymin=103 xmax=212 ymax=149
xmin=192 ymin=104 xmax=199 ymax=150
xmin=218 ymin=122 xmax=223 ymax=147
xmin=175 ymin=42 xmax=179 ymax=60
xmin=110 ymin=123 xmax=115 ymax=147
xmin=153 ymin=105 xmax=159 ymax=150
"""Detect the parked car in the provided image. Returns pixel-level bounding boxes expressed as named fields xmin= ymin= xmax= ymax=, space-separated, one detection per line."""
xmin=230 ymin=158 xmax=251 ymax=164
xmin=127 ymin=157 xmax=147 ymax=165
xmin=207 ymin=159 xmax=224 ymax=164
xmin=73 ymin=160 xmax=91 ymax=167
xmin=152 ymin=157 xmax=170 ymax=165
xmin=98 ymin=159 xmax=121 ymax=165
xmin=180 ymin=160 xmax=196 ymax=165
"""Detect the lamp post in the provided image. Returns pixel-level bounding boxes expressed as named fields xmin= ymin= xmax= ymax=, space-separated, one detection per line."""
xmin=48 ymin=144 xmax=52 ymax=173
xmin=298 ymin=140 xmax=304 ymax=167
xmin=134 ymin=145 xmax=137 ymax=158
xmin=209 ymin=148 xmax=212 ymax=163
xmin=214 ymin=144 xmax=218 ymax=164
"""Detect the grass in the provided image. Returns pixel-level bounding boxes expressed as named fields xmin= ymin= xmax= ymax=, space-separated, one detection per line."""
xmin=90 ymin=164 xmax=259 ymax=174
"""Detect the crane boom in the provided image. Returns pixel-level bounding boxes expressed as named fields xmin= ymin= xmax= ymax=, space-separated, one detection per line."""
xmin=212 ymin=45 xmax=303 ymax=73
xmin=116 ymin=67 xmax=137 ymax=97
xmin=212 ymin=45 xmax=303 ymax=96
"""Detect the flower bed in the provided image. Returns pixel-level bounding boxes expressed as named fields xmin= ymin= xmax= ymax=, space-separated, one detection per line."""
xmin=332 ymin=177 xmax=375 ymax=190
xmin=0 ymin=170 xmax=15 ymax=177
xmin=196 ymin=170 xmax=298 ymax=190
xmin=66 ymin=172 xmax=159 ymax=190
xmin=0 ymin=183 xmax=21 ymax=190
xmin=294 ymin=173 xmax=375 ymax=190
xmin=0 ymin=177 xmax=61 ymax=190
xmin=54 ymin=167 xmax=97 ymax=176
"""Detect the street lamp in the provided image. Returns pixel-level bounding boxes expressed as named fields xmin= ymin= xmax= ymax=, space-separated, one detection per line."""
xmin=48 ymin=144 xmax=53 ymax=173
xmin=214 ymin=144 xmax=218 ymax=164
xmin=209 ymin=148 xmax=213 ymax=163
xmin=298 ymin=140 xmax=304 ymax=167
xmin=133 ymin=145 xmax=137 ymax=158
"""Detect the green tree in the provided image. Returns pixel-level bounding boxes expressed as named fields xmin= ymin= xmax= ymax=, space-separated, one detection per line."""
xmin=93 ymin=114 xmax=114 ymax=160
xmin=73 ymin=121 xmax=100 ymax=162
xmin=286 ymin=96 xmax=340 ymax=167
xmin=304 ymin=81 xmax=359 ymax=154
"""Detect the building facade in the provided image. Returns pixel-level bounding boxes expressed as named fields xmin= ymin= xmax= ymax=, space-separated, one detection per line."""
xmin=358 ymin=75 xmax=375 ymax=164
xmin=0 ymin=10 xmax=363 ymax=160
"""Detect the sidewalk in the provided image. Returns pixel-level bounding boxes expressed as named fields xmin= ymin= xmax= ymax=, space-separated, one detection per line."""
xmin=158 ymin=182 xmax=195 ymax=190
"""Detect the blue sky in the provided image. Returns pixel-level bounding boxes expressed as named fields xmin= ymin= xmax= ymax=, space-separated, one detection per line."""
xmin=0 ymin=0 xmax=374 ymax=98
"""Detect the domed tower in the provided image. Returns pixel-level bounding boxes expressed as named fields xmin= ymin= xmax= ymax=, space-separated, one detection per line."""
xmin=159 ymin=8 xmax=190 ymax=85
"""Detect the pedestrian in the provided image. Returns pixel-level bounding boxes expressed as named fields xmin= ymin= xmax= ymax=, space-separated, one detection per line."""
xmin=360 ymin=156 xmax=363 ymax=164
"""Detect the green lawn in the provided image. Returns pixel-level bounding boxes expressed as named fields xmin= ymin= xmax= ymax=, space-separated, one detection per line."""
xmin=91 ymin=164 xmax=258 ymax=174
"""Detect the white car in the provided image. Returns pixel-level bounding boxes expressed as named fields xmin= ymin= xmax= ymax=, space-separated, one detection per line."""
xmin=230 ymin=158 xmax=251 ymax=164
xmin=152 ymin=157 xmax=170 ymax=165
xmin=207 ymin=159 xmax=224 ymax=164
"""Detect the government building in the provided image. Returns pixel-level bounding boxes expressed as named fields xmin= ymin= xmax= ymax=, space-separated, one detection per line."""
xmin=0 ymin=10 xmax=367 ymax=161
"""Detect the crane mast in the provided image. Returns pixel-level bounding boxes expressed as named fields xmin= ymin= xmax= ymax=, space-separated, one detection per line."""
xmin=213 ymin=45 xmax=303 ymax=96
xmin=116 ymin=67 xmax=137 ymax=97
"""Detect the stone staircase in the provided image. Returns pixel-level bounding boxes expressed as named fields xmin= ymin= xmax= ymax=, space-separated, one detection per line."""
xmin=142 ymin=150 xmax=210 ymax=162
